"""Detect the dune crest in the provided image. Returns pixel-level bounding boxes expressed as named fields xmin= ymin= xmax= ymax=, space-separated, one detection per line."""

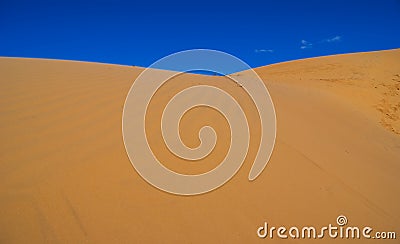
xmin=254 ymin=49 xmax=400 ymax=135
xmin=1 ymin=50 xmax=399 ymax=243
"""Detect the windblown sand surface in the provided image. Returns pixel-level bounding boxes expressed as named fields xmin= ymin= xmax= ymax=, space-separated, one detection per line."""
xmin=1 ymin=49 xmax=399 ymax=243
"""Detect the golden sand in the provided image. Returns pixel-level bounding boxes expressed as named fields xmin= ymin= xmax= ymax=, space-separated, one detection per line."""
xmin=1 ymin=49 xmax=399 ymax=243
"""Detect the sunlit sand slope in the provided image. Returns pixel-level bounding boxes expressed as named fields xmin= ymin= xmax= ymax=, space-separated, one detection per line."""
xmin=0 ymin=50 xmax=399 ymax=243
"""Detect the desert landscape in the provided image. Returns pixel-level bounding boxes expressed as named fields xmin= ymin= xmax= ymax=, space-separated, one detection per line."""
xmin=0 ymin=49 xmax=399 ymax=243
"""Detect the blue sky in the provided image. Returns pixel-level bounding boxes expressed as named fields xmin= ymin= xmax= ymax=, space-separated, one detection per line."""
xmin=1 ymin=0 xmax=399 ymax=68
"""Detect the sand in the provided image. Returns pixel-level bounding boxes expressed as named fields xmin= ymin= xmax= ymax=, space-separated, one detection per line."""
xmin=0 ymin=49 xmax=399 ymax=243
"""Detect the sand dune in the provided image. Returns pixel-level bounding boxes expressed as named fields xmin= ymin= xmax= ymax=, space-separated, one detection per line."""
xmin=1 ymin=49 xmax=399 ymax=243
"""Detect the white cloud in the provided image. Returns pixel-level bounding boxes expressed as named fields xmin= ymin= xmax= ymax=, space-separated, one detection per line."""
xmin=300 ymin=39 xmax=312 ymax=49
xmin=300 ymin=36 xmax=342 ymax=49
xmin=255 ymin=49 xmax=274 ymax=53
xmin=324 ymin=35 xmax=341 ymax=42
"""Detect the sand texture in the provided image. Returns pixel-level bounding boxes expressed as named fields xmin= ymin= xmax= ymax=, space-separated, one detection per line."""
xmin=1 ymin=49 xmax=399 ymax=243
